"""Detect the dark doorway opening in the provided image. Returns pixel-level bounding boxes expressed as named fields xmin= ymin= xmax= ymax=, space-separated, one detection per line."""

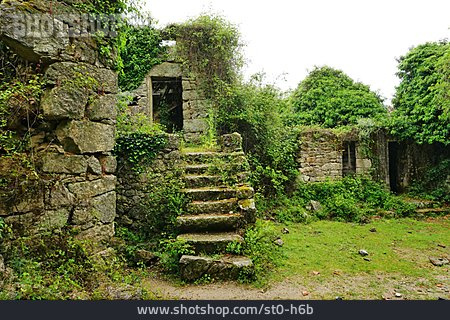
xmin=342 ymin=141 xmax=356 ymax=176
xmin=151 ymin=77 xmax=183 ymax=133
xmin=388 ymin=142 xmax=399 ymax=193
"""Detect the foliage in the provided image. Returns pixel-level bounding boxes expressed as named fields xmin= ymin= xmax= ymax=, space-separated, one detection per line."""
xmin=167 ymin=14 xmax=243 ymax=98
xmin=157 ymin=238 xmax=195 ymax=274
xmin=290 ymin=66 xmax=387 ymax=128
xmin=408 ymin=159 xmax=450 ymax=203
xmin=260 ymin=176 xmax=416 ymax=223
xmin=390 ymin=41 xmax=450 ymax=145
xmin=118 ymin=24 xmax=166 ymax=91
xmin=226 ymin=220 xmax=283 ymax=285
xmin=114 ymin=95 xmax=168 ymax=172
xmin=216 ymin=76 xmax=299 ymax=196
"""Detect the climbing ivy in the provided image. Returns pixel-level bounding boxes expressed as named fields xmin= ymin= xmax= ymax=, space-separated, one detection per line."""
xmin=167 ymin=14 xmax=244 ymax=99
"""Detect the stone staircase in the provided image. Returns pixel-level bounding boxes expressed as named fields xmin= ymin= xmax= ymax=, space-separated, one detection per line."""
xmin=176 ymin=133 xmax=256 ymax=281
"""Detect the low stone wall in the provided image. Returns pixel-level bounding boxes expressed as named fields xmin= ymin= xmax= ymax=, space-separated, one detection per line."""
xmin=116 ymin=135 xmax=183 ymax=230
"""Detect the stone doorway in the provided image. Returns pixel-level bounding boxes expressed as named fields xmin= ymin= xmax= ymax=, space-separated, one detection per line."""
xmin=151 ymin=77 xmax=183 ymax=133
xmin=388 ymin=141 xmax=400 ymax=193
xmin=342 ymin=141 xmax=356 ymax=176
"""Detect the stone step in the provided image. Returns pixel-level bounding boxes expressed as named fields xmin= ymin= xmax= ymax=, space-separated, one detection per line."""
xmin=183 ymin=187 xmax=236 ymax=201
xmin=187 ymin=198 xmax=238 ymax=215
xmin=415 ymin=207 xmax=450 ymax=215
xmin=185 ymin=164 xmax=212 ymax=175
xmin=183 ymin=151 xmax=245 ymax=164
xmin=176 ymin=214 xmax=243 ymax=233
xmin=177 ymin=232 xmax=244 ymax=254
xmin=184 ymin=175 xmax=223 ymax=188
xmin=179 ymin=255 xmax=253 ymax=281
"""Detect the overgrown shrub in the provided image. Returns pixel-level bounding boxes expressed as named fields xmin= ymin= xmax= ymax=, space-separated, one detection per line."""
xmin=216 ymin=76 xmax=299 ymax=196
xmin=290 ymin=66 xmax=387 ymax=128
xmin=408 ymin=159 xmax=450 ymax=203
xmin=260 ymin=176 xmax=416 ymax=223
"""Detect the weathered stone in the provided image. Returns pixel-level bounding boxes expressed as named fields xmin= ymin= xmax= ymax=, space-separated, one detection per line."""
xmin=38 ymin=209 xmax=70 ymax=230
xmin=359 ymin=249 xmax=369 ymax=256
xmin=46 ymin=182 xmax=75 ymax=207
xmin=0 ymin=6 xmax=69 ymax=62
xmin=274 ymin=238 xmax=284 ymax=247
xmin=183 ymin=119 xmax=209 ymax=133
xmin=177 ymin=233 xmax=243 ymax=254
xmin=148 ymin=62 xmax=181 ymax=78
xmin=41 ymin=85 xmax=89 ymax=120
xmin=429 ymin=257 xmax=449 ymax=267
xmin=56 ymin=120 xmax=115 ymax=154
xmin=219 ymin=132 xmax=243 ymax=152
xmin=5 ymin=194 xmax=45 ymax=215
xmin=67 ymin=176 xmax=116 ymax=199
xmin=99 ymin=155 xmax=117 ymax=174
xmin=75 ymin=223 xmax=115 ymax=243
xmin=41 ymin=153 xmax=87 ymax=174
xmin=236 ymin=185 xmax=254 ymax=200
xmin=72 ymin=192 xmax=115 ymax=225
xmin=306 ymin=200 xmax=323 ymax=212
xmin=238 ymin=198 xmax=257 ymax=223
xmin=92 ymin=192 xmax=116 ymax=224
xmin=46 ymin=62 xmax=118 ymax=94
xmin=176 ymin=214 xmax=242 ymax=233
xmin=179 ymin=255 xmax=253 ymax=281
xmin=134 ymin=250 xmax=158 ymax=267
xmin=87 ymin=156 xmax=102 ymax=175
xmin=87 ymin=94 xmax=117 ymax=121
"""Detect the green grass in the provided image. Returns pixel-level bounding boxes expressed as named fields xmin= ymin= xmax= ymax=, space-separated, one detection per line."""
xmin=273 ymin=218 xmax=449 ymax=279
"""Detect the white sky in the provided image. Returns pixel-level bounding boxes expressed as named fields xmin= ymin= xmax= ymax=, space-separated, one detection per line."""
xmin=144 ymin=0 xmax=450 ymax=105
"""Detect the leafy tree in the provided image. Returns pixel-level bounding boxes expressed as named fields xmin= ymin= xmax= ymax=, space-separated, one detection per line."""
xmin=391 ymin=41 xmax=450 ymax=145
xmin=290 ymin=66 xmax=387 ymax=127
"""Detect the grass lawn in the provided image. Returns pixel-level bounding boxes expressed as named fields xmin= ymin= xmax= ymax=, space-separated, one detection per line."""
xmin=267 ymin=217 xmax=449 ymax=299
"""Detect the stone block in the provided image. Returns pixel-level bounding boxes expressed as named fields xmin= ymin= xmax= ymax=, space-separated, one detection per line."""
xmin=41 ymin=85 xmax=89 ymax=120
xmin=56 ymin=120 xmax=115 ymax=154
xmin=219 ymin=133 xmax=243 ymax=152
xmin=45 ymin=182 xmax=75 ymax=207
xmin=67 ymin=176 xmax=116 ymax=200
xmin=87 ymin=156 xmax=102 ymax=175
xmin=46 ymin=62 xmax=118 ymax=94
xmin=99 ymin=155 xmax=117 ymax=174
xmin=41 ymin=153 xmax=87 ymax=174
xmin=183 ymin=119 xmax=209 ymax=133
xmin=87 ymin=94 xmax=117 ymax=121
xmin=148 ymin=62 xmax=182 ymax=78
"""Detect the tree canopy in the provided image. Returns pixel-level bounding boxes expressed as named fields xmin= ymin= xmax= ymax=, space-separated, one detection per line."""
xmin=290 ymin=66 xmax=387 ymax=128
xmin=390 ymin=41 xmax=450 ymax=145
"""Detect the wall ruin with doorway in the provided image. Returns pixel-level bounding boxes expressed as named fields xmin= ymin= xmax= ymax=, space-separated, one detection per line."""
xmin=297 ymin=128 xmax=372 ymax=182
xmin=126 ymin=62 xmax=209 ymax=142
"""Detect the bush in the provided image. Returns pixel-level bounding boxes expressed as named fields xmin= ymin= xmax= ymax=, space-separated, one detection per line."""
xmin=261 ymin=176 xmax=416 ymax=223
xmin=408 ymin=159 xmax=450 ymax=203
xmin=290 ymin=66 xmax=387 ymax=128
xmin=216 ymin=76 xmax=299 ymax=196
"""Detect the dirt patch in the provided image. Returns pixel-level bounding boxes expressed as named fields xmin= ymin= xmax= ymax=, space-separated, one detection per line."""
xmin=142 ymin=272 xmax=449 ymax=300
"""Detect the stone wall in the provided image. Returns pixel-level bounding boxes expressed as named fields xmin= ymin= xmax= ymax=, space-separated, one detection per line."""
xmin=116 ymin=135 xmax=183 ymax=230
xmin=0 ymin=1 xmax=118 ymax=245
xmin=297 ymin=128 xmax=372 ymax=182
